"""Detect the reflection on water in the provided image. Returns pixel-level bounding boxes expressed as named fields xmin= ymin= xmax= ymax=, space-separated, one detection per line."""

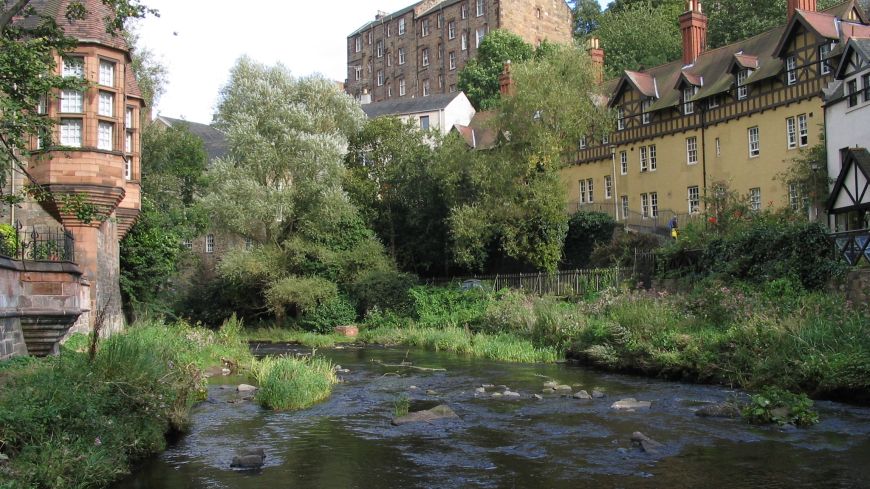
xmin=115 ymin=345 xmax=870 ymax=489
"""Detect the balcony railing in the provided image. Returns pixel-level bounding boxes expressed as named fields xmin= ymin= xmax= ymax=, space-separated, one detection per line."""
xmin=831 ymin=229 xmax=870 ymax=266
xmin=0 ymin=222 xmax=75 ymax=263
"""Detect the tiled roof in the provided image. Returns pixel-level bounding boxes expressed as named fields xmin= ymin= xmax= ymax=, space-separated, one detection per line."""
xmin=125 ymin=65 xmax=143 ymax=101
xmin=361 ymin=92 xmax=464 ymax=118
xmin=23 ymin=0 xmax=130 ymax=51
xmin=156 ymin=116 xmax=228 ymax=162
xmin=453 ymin=111 xmax=498 ymax=149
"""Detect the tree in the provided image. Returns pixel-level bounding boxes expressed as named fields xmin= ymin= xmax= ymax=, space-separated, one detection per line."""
xmin=0 ymin=1 xmax=155 ymax=211
xmin=596 ymin=1 xmax=681 ymax=77
xmin=778 ymin=136 xmax=830 ymax=220
xmin=562 ymin=212 xmax=617 ymax=269
xmin=201 ymin=57 xmax=392 ymax=322
xmin=706 ymin=0 xmax=841 ymax=49
xmin=571 ymin=0 xmax=603 ymax=37
xmin=457 ymin=29 xmax=537 ymax=110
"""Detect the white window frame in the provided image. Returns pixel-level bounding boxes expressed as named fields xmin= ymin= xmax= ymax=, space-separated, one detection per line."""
xmin=579 ymin=136 xmax=587 ymax=150
xmin=641 ymin=99 xmax=651 ymax=124
xmin=388 ymin=85 xmax=393 ymax=97
xmin=640 ymin=146 xmax=648 ymax=172
xmin=687 ymin=136 xmax=698 ymax=165
xmin=354 ymin=66 xmax=362 ymax=81
xmin=448 ymin=21 xmax=456 ymax=39
xmin=602 ymin=134 xmax=609 ymax=145
xmin=99 ymin=60 xmax=115 ymax=87
xmin=621 ymin=195 xmax=629 ymax=219
xmin=476 ymin=0 xmax=485 ymax=17
xmin=798 ymin=114 xmax=808 ymax=147
xmin=688 ymin=186 xmax=700 ymax=214
xmin=786 ymin=117 xmax=797 ymax=149
xmin=748 ymin=126 xmax=760 ymax=157
xmin=399 ymin=79 xmax=406 ymax=96
xmin=398 ymin=48 xmax=406 ymax=65
xmin=578 ymin=180 xmax=587 ymax=204
xmin=789 ymin=183 xmax=800 ymax=210
xmin=737 ymin=69 xmax=750 ymax=100
xmin=97 ymin=121 xmax=113 ymax=151
xmin=354 ymin=36 xmax=362 ymax=53
xmin=125 ymin=107 xmax=133 ymax=128
xmin=604 ymin=175 xmax=612 ymax=199
xmin=124 ymin=157 xmax=132 ymax=180
xmin=587 ymin=178 xmax=594 ymax=203
xmin=715 ymin=137 xmax=721 ymax=157
xmin=707 ymin=95 xmax=720 ymax=109
xmin=98 ymin=91 xmax=114 ymax=117
xmin=125 ymin=131 xmax=132 ymax=153
xmin=421 ymin=18 xmax=429 ymax=37
xmin=62 ymin=57 xmax=84 ymax=78
xmin=182 ymin=239 xmax=192 ymax=250
xmin=476 ymin=27 xmax=486 ymax=48
xmin=650 ymin=192 xmax=658 ymax=218
xmin=399 ymin=18 xmax=406 ymax=35
xmin=376 ymin=39 xmax=384 ymax=58
xmin=620 ymin=151 xmax=628 ymax=175
xmin=683 ymin=86 xmax=696 ymax=114
xmin=449 ymin=51 xmax=457 ymax=70
xmin=641 ymin=193 xmax=649 ymax=218
xmin=423 ymin=79 xmax=430 ymax=97
xmin=617 ymin=107 xmax=625 ymax=130
xmin=420 ymin=115 xmax=430 ymax=131
xmin=422 ymin=48 xmax=429 ymax=66
xmin=749 ymin=187 xmax=761 ymax=211
xmin=461 ymin=4 xmax=468 ymax=19
xmin=786 ymin=56 xmax=797 ymax=85
xmin=377 ymin=70 xmax=384 ymax=86
xmin=60 ymin=118 xmax=82 ymax=147
xmin=461 ymin=32 xmax=468 ymax=51
xmin=819 ymin=43 xmax=832 ymax=75
xmin=206 ymin=234 xmax=215 ymax=253
xmin=60 ymin=89 xmax=83 ymax=113
xmin=649 ymin=145 xmax=657 ymax=171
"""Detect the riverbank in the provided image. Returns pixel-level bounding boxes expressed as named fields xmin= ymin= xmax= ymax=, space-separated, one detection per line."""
xmin=0 ymin=320 xmax=253 ymax=488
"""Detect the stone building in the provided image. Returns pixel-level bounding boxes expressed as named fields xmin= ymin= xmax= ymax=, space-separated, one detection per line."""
xmin=1 ymin=0 xmax=145 ymax=352
xmin=561 ymin=0 xmax=870 ymax=229
xmin=346 ymin=0 xmax=573 ymax=103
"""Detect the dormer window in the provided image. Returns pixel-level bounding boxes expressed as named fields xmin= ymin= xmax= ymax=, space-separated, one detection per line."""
xmin=683 ymin=86 xmax=697 ymax=115
xmin=786 ymin=56 xmax=797 ymax=85
xmin=737 ymin=69 xmax=752 ymax=100
xmin=819 ymin=43 xmax=833 ymax=75
xmin=617 ymin=107 xmax=625 ymax=130
xmin=707 ymin=95 xmax=720 ymax=109
xmin=641 ymin=99 xmax=651 ymax=124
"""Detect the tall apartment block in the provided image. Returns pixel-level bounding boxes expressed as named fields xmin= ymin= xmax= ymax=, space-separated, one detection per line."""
xmin=346 ymin=0 xmax=573 ymax=102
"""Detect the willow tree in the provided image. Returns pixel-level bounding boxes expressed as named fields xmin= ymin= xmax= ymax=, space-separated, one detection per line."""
xmin=201 ymin=57 xmax=391 ymax=320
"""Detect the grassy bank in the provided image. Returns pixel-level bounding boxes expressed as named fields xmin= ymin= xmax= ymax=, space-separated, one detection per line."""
xmin=0 ymin=320 xmax=252 ymax=488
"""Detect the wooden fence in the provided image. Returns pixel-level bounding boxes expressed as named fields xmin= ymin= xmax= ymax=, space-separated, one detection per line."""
xmin=429 ymin=267 xmax=626 ymax=296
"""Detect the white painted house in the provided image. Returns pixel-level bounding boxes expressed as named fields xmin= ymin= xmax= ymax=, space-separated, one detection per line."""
xmin=361 ymin=92 xmax=475 ymax=135
xmin=824 ymin=37 xmax=870 ymax=232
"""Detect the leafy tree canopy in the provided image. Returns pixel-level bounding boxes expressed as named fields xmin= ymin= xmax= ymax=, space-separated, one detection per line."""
xmin=706 ymin=0 xmax=841 ymax=48
xmin=571 ymin=0 xmax=603 ymax=37
xmin=595 ymin=1 xmax=681 ymax=77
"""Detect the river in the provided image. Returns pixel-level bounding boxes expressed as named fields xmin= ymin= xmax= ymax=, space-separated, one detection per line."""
xmin=115 ymin=343 xmax=870 ymax=488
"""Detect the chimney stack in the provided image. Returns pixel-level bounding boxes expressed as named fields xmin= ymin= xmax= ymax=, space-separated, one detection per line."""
xmin=679 ymin=0 xmax=707 ymax=66
xmin=787 ymin=0 xmax=817 ymax=21
xmin=499 ymin=61 xmax=514 ymax=96
xmin=587 ymin=37 xmax=605 ymax=84
xmin=375 ymin=10 xmax=387 ymax=20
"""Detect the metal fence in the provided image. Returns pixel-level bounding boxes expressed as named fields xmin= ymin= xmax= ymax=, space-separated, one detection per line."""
xmin=0 ymin=222 xmax=75 ymax=263
xmin=572 ymin=202 xmax=700 ymax=237
xmin=429 ymin=267 xmax=627 ymax=296
xmin=831 ymin=229 xmax=870 ymax=266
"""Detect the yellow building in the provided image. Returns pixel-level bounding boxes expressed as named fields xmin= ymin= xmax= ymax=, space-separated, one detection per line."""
xmin=561 ymin=0 xmax=870 ymax=228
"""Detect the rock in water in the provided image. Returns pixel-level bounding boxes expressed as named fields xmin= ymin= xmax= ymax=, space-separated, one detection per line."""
xmin=695 ymin=402 xmax=741 ymax=418
xmin=592 ymin=390 xmax=605 ymax=399
xmin=631 ymin=432 xmax=663 ymax=454
xmin=231 ymin=448 xmax=266 ymax=469
xmin=237 ymin=384 xmax=257 ymax=393
xmin=392 ymin=404 xmax=459 ymax=426
xmin=611 ymin=398 xmax=652 ymax=410
xmin=555 ymin=385 xmax=572 ymax=392
xmin=573 ymin=390 xmax=592 ymax=400
xmin=543 ymin=381 xmax=559 ymax=389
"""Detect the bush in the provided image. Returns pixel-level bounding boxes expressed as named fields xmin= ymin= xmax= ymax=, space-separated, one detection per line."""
xmin=562 ymin=212 xmax=616 ymax=269
xmin=0 ymin=223 xmax=17 ymax=257
xmin=409 ymin=286 xmax=492 ymax=328
xmin=347 ymin=269 xmax=417 ymax=315
xmin=264 ymin=275 xmax=338 ymax=318
xmin=253 ymin=355 xmax=337 ymax=411
xmin=743 ymin=387 xmax=819 ymax=426
xmin=590 ymin=230 xmax=661 ymax=267
xmin=300 ymin=295 xmax=357 ymax=333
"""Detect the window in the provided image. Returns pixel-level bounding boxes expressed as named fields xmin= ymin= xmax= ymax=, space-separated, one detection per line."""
xmin=604 ymin=175 xmax=612 ymax=199
xmin=579 ymin=136 xmax=587 ymax=150
xmin=578 ymin=180 xmax=587 ymax=204
xmin=461 ymin=32 xmax=468 ymax=51
xmin=387 ymin=53 xmax=392 ymax=67
xmin=377 ymin=70 xmax=384 ymax=86
xmin=354 ymin=36 xmax=362 ymax=53
xmin=399 ymin=18 xmax=406 ymax=35
xmin=461 ymin=4 xmax=468 ymax=19
xmin=641 ymin=193 xmax=649 ymax=218
xmin=798 ymin=113 xmax=808 ymax=146
xmin=206 ymin=234 xmax=215 ymax=254
xmin=388 ymin=85 xmax=393 ymax=97
xmin=448 ymin=21 xmax=456 ymax=39
xmin=422 ymin=48 xmax=429 ymax=66
xmin=786 ymin=56 xmax=797 ymax=85
xmin=98 ymin=121 xmax=113 ymax=150
xmin=62 ymin=57 xmax=83 ymax=78
xmin=476 ymin=27 xmax=486 ymax=48
xmin=449 ymin=51 xmax=456 ymax=70
xmin=715 ymin=137 xmax=721 ymax=156
xmin=476 ymin=0 xmax=484 ymax=16
xmin=421 ymin=18 xmax=429 ymax=37
xmin=125 ymin=131 xmax=132 ymax=153
xmin=60 ymin=89 xmax=83 ymax=113
xmin=649 ymin=145 xmax=657 ymax=171
xmin=420 ymin=115 xmax=430 ymax=131
xmin=398 ymin=48 xmax=406 ymax=65
xmin=864 ymin=73 xmax=870 ymax=102
xmin=617 ymin=107 xmax=625 ymax=130
xmin=650 ymin=192 xmax=658 ymax=217
xmin=423 ymin=79 xmax=430 ymax=96
xmin=786 ymin=116 xmax=797 ymax=149
xmin=707 ymin=95 xmax=720 ymax=109
xmin=399 ymin=79 xmax=406 ymax=96
xmin=124 ymin=157 xmax=131 ymax=180
xmin=182 ymin=239 xmax=192 ymax=250
xmin=819 ymin=43 xmax=832 ymax=75
xmin=620 ymin=151 xmax=628 ymax=175
xmin=438 ymin=74 xmax=444 ymax=89
xmin=641 ymin=99 xmax=651 ymax=124
xmin=737 ymin=69 xmax=750 ymax=100
xmin=449 ymin=84 xmax=457 ymax=93
xmin=621 ymin=195 xmax=629 ymax=219
xmin=125 ymin=107 xmax=133 ymax=128
xmin=749 ymin=187 xmax=761 ymax=211
xmin=847 ymin=79 xmax=859 ymax=107
xmin=748 ymin=126 xmax=760 ymax=157
xmin=60 ymin=119 xmax=81 ymax=147
xmin=437 ymin=14 xmax=443 ymax=28
xmin=386 ymin=23 xmax=392 ymax=37
xmin=376 ymin=40 xmax=384 ymax=58
xmin=37 ymin=95 xmax=48 ymax=115
xmin=602 ymin=134 xmax=609 ymax=145
xmin=687 ymin=136 xmax=698 ymax=164
xmin=688 ymin=186 xmax=700 ymax=214
xmin=99 ymin=60 xmax=114 ymax=86
xmin=683 ymin=86 xmax=696 ymax=114
xmin=587 ymin=178 xmax=594 ymax=203
xmin=789 ymin=183 xmax=801 ymax=211
xmin=98 ymin=91 xmax=114 ymax=117
xmin=640 ymin=146 xmax=648 ymax=172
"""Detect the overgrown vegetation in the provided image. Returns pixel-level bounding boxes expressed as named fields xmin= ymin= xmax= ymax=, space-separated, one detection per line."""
xmin=743 ymin=387 xmax=820 ymax=427
xmin=251 ymin=355 xmax=338 ymax=411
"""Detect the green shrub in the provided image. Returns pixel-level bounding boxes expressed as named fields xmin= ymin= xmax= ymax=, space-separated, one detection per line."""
xmin=590 ymin=230 xmax=661 ymax=267
xmin=300 ymin=295 xmax=357 ymax=333
xmin=562 ymin=211 xmax=617 ymax=269
xmin=253 ymin=355 xmax=337 ymax=411
xmin=409 ymin=286 xmax=492 ymax=328
xmin=264 ymin=275 xmax=338 ymax=318
xmin=0 ymin=223 xmax=17 ymax=257
xmin=743 ymin=387 xmax=819 ymax=426
xmin=347 ymin=269 xmax=417 ymax=315
xmin=480 ymin=289 xmax=536 ymax=336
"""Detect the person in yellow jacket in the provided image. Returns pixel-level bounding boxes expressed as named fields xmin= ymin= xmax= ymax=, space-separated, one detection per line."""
xmin=668 ymin=216 xmax=678 ymax=240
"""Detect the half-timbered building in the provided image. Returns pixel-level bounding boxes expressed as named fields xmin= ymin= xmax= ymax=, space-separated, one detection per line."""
xmin=561 ymin=0 xmax=870 ymax=223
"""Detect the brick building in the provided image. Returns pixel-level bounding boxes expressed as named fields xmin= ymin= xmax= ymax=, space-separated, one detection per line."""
xmin=346 ymin=0 xmax=573 ymax=103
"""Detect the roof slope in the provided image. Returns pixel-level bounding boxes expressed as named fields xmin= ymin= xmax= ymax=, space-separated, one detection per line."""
xmin=362 ymin=92 xmax=464 ymax=118
xmin=156 ymin=116 xmax=228 ymax=162
xmin=23 ymin=0 xmax=130 ymax=51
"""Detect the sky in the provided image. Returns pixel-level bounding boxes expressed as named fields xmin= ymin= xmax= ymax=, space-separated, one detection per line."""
xmin=136 ymin=1 xmax=605 ymax=124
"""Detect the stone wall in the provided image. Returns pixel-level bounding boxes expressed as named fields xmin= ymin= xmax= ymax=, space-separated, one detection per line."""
xmin=498 ymin=0 xmax=573 ymax=46
xmin=839 ymin=269 xmax=870 ymax=305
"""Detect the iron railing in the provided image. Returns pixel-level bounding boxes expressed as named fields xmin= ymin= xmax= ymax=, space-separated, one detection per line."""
xmin=0 ymin=221 xmax=75 ymax=263
xmin=429 ymin=267 xmax=627 ymax=296
xmin=572 ymin=202 xmax=700 ymax=237
xmin=831 ymin=229 xmax=870 ymax=266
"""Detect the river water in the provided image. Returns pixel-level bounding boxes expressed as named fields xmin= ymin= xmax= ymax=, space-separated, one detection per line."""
xmin=115 ymin=344 xmax=870 ymax=488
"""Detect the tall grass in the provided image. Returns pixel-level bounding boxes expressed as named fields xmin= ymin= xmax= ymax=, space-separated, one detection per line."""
xmin=252 ymin=355 xmax=338 ymax=410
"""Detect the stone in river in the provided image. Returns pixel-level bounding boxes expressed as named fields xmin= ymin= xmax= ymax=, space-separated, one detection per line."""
xmin=237 ymin=384 xmax=257 ymax=393
xmin=592 ymin=390 xmax=606 ymax=398
xmin=573 ymin=390 xmax=592 ymax=400
xmin=611 ymin=398 xmax=652 ymax=410
xmin=631 ymin=432 xmax=663 ymax=454
xmin=475 ymin=387 xmax=486 ymax=394
xmin=554 ymin=385 xmax=572 ymax=392
xmin=543 ymin=381 xmax=559 ymax=389
xmin=392 ymin=405 xmax=459 ymax=426
xmin=695 ymin=402 xmax=741 ymax=418
xmin=231 ymin=448 xmax=266 ymax=469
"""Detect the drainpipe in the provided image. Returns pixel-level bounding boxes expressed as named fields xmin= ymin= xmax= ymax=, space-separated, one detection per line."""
xmin=700 ymin=106 xmax=708 ymax=219
xmin=610 ymin=145 xmax=618 ymax=220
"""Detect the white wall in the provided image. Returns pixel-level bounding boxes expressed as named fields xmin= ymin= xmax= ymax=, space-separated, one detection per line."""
xmin=826 ymin=54 xmax=870 ymax=180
